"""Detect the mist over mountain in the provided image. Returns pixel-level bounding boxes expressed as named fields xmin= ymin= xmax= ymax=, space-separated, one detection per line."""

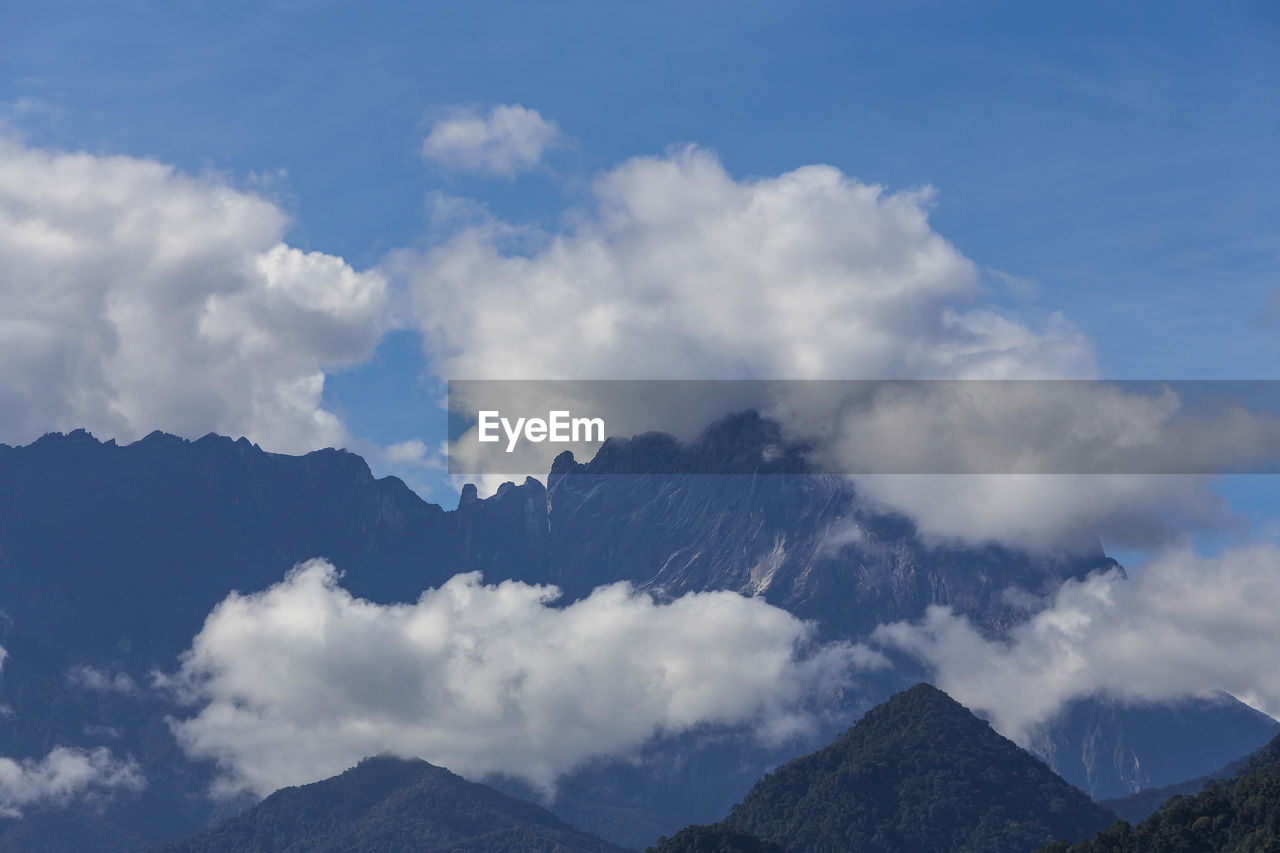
xmin=0 ymin=624 xmax=240 ymax=852
xmin=544 ymin=412 xmax=1120 ymax=642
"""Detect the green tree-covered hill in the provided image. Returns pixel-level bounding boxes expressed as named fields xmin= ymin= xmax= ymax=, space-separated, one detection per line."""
xmin=148 ymin=755 xmax=620 ymax=853
xmin=647 ymin=823 xmax=785 ymax=852
xmin=720 ymin=683 xmax=1115 ymax=853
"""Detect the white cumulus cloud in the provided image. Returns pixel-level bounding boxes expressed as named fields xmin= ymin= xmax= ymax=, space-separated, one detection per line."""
xmin=0 ymin=138 xmax=388 ymax=453
xmin=403 ymin=145 xmax=1092 ymax=383
xmin=421 ymin=105 xmax=565 ymax=177
xmin=168 ymin=559 xmax=877 ymax=798
xmin=873 ymin=543 xmax=1280 ymax=745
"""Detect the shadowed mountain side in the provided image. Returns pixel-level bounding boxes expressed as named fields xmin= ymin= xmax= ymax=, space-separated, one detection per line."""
xmin=1101 ymin=721 xmax=1280 ymax=824
xmin=0 ymin=624 xmax=246 ymax=853
xmin=0 ymin=416 xmax=1115 ymax=674
xmin=1028 ymin=692 xmax=1278 ymax=800
xmin=1039 ymin=730 xmax=1280 ymax=852
xmin=0 ymin=428 xmax=549 ymax=669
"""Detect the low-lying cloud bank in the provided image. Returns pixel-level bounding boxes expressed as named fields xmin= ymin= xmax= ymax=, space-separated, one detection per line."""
xmin=875 ymin=543 xmax=1280 ymax=744
xmin=169 ymin=560 xmax=881 ymax=798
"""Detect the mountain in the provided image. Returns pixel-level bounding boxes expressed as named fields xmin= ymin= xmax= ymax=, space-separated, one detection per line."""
xmin=1028 ymin=692 xmax=1279 ymax=799
xmin=486 ymin=722 xmax=865 ymax=851
xmin=544 ymin=412 xmax=1119 ymax=640
xmin=148 ymin=755 xmax=619 ymax=853
xmin=716 ymin=684 xmax=1115 ymax=853
xmin=0 ymin=623 xmax=239 ymax=853
xmin=0 ymin=429 xmax=550 ymax=671
xmin=1039 ymin=731 xmax=1280 ymax=852
xmin=1101 ymin=725 xmax=1280 ymax=824
xmin=647 ymin=824 xmax=785 ymax=852
xmin=0 ymin=418 xmax=1116 ymax=675
xmin=0 ymin=423 xmax=1265 ymax=850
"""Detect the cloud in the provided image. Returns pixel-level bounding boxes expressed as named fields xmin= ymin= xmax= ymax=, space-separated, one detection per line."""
xmin=402 ymin=146 xmax=1091 ymax=382
xmin=810 ymin=380 xmax=1269 ymax=550
xmin=0 ymin=138 xmax=388 ymax=453
xmin=0 ymin=747 xmax=144 ymax=818
xmin=168 ymin=559 xmax=878 ymax=798
xmin=874 ymin=543 xmax=1280 ymax=744
xmin=0 ymin=131 xmax=1256 ymax=550
xmin=850 ymin=472 xmax=1230 ymax=552
xmin=400 ymin=146 xmax=1089 ymax=486
xmin=382 ymin=438 xmax=445 ymax=469
xmin=0 ymin=645 xmax=144 ymax=817
xmin=397 ymin=145 xmax=1260 ymax=548
xmin=987 ymin=267 xmax=1041 ymax=302
xmin=67 ymin=665 xmax=138 ymax=694
xmin=421 ymin=105 xmax=565 ymax=177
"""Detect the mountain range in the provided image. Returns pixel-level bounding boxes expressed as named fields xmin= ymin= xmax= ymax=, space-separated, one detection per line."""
xmin=0 ymin=422 xmax=1275 ymax=849
xmin=0 ymin=416 xmax=1119 ymax=669
xmin=138 ymin=683 xmax=1280 ymax=853
xmin=156 ymin=684 xmax=1117 ymax=853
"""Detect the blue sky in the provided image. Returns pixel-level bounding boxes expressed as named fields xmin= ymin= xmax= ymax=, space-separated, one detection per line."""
xmin=5 ymin=0 xmax=1280 ymax=543
xmin=13 ymin=4 xmax=1280 ymax=799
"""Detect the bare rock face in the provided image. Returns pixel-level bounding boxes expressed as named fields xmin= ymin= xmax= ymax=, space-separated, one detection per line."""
xmin=1028 ymin=693 xmax=1279 ymax=800
xmin=543 ymin=411 xmax=1116 ymax=640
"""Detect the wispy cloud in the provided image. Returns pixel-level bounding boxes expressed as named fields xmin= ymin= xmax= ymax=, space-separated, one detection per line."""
xmin=421 ymin=105 xmax=565 ymax=177
xmin=0 ymin=747 xmax=143 ymax=818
